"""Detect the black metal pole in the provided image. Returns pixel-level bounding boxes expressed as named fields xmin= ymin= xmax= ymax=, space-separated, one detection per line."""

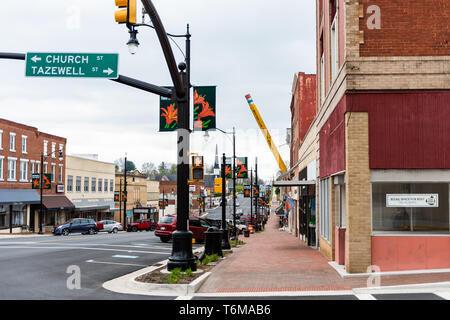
xmin=39 ymin=153 xmax=44 ymax=234
xmin=232 ymin=127 xmax=237 ymax=241
xmin=167 ymin=24 xmax=196 ymax=272
xmin=123 ymin=156 xmax=127 ymax=230
xmin=162 ymin=189 xmax=165 ymax=217
xmin=119 ymin=179 xmax=122 ymax=224
xmin=221 ymin=154 xmax=231 ymax=249
xmin=250 ymin=169 xmax=253 ymax=228
xmin=255 ymin=158 xmax=259 ymax=231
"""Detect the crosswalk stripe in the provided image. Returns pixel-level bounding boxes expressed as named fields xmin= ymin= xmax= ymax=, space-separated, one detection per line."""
xmin=434 ymin=292 xmax=450 ymax=300
xmin=355 ymin=293 xmax=376 ymax=300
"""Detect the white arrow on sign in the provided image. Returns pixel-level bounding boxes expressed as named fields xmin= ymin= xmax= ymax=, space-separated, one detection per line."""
xmin=103 ymin=68 xmax=114 ymax=75
xmin=31 ymin=56 xmax=41 ymax=63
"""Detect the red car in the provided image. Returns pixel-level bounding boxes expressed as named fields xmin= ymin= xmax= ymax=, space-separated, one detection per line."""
xmin=127 ymin=218 xmax=157 ymax=232
xmin=155 ymin=215 xmax=212 ymax=243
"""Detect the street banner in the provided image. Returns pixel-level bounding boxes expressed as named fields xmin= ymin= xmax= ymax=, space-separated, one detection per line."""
xmin=244 ymin=185 xmax=251 ymax=198
xmin=253 ymin=185 xmax=260 ymax=198
xmin=236 ymin=157 xmax=249 ymax=179
xmin=31 ymin=173 xmax=52 ymax=189
xmin=121 ymin=191 xmax=127 ymax=201
xmin=159 ymin=91 xmax=178 ymax=131
xmin=193 ymin=86 xmax=216 ymax=131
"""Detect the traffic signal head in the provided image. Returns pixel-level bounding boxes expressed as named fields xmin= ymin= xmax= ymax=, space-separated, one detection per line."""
xmin=115 ymin=0 xmax=136 ymax=24
xmin=191 ymin=156 xmax=204 ymax=181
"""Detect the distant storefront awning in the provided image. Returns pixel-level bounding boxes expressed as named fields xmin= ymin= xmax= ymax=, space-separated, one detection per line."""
xmin=42 ymin=195 xmax=75 ymax=210
xmin=0 ymin=189 xmax=40 ymax=205
xmin=273 ymin=180 xmax=316 ymax=187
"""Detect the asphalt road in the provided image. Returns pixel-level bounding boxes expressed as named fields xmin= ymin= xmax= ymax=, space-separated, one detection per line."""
xmin=0 ymin=230 xmax=202 ymax=300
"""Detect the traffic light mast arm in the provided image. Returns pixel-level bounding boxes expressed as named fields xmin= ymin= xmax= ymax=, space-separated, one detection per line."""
xmin=245 ymin=94 xmax=288 ymax=173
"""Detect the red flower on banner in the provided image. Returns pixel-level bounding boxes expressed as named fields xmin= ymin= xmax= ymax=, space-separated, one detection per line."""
xmin=194 ymin=90 xmax=215 ymax=129
xmin=161 ymin=104 xmax=178 ymax=128
xmin=236 ymin=159 xmax=248 ymax=178
xmin=225 ymin=165 xmax=232 ymax=178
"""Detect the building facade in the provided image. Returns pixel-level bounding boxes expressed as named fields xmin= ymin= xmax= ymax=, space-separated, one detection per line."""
xmin=65 ymin=155 xmax=116 ymax=222
xmin=115 ymin=170 xmax=148 ymax=224
xmin=0 ymin=118 xmax=71 ymax=233
xmin=312 ymin=0 xmax=450 ymax=273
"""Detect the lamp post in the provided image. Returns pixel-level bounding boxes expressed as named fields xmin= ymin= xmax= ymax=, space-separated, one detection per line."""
xmin=39 ymin=149 xmax=63 ymax=234
xmin=205 ymin=127 xmax=237 ymax=241
xmin=250 ymin=168 xmax=253 ymax=228
xmin=221 ymin=153 xmax=231 ymax=249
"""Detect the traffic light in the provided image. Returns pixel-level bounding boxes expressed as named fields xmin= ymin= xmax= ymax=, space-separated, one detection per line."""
xmin=191 ymin=156 xmax=204 ymax=181
xmin=114 ymin=0 xmax=136 ymax=25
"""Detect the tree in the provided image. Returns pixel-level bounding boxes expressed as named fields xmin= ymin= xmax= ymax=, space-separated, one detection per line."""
xmin=114 ymin=158 xmax=136 ymax=172
xmin=158 ymin=162 xmax=169 ymax=176
xmin=142 ymin=162 xmax=158 ymax=179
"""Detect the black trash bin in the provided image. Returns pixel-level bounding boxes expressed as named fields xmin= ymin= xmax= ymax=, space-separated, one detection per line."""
xmin=199 ymin=227 xmax=223 ymax=262
xmin=244 ymin=229 xmax=250 ymax=237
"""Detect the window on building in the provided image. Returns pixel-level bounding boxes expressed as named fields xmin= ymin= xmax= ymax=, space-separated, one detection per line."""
xmin=91 ymin=177 xmax=96 ymax=192
xmin=330 ymin=11 xmax=339 ymax=81
xmin=10 ymin=133 xmax=16 ymax=152
xmin=51 ymin=164 xmax=56 ymax=182
xmin=319 ymin=177 xmax=331 ymax=241
xmin=22 ymin=135 xmax=27 ymax=154
xmin=110 ymin=179 xmax=114 ymax=192
xmin=58 ymin=165 xmax=63 ymax=183
xmin=59 ymin=144 xmax=64 ymax=159
xmin=334 ymin=180 xmax=346 ymax=228
xmin=372 ymin=183 xmax=449 ymax=234
xmin=76 ymin=176 xmax=81 ymax=192
xmin=0 ymin=129 xmax=3 ymax=150
xmin=51 ymin=142 xmax=56 ymax=158
xmin=104 ymin=179 xmax=108 ymax=193
xmin=20 ymin=160 xmax=28 ymax=182
xmin=43 ymin=140 xmax=48 ymax=157
xmin=12 ymin=205 xmax=25 ymax=226
xmin=84 ymin=177 xmax=89 ymax=192
xmin=0 ymin=205 xmax=7 ymax=227
xmin=98 ymin=178 xmax=103 ymax=192
xmin=36 ymin=161 xmax=40 ymax=174
xmin=8 ymin=158 xmax=17 ymax=181
xmin=320 ymin=54 xmax=325 ymax=104
xmin=43 ymin=163 xmax=48 ymax=174
xmin=0 ymin=157 xmax=3 ymax=180
xmin=67 ymin=175 xmax=73 ymax=192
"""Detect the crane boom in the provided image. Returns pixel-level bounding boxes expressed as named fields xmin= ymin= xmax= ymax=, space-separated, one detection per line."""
xmin=245 ymin=94 xmax=288 ymax=173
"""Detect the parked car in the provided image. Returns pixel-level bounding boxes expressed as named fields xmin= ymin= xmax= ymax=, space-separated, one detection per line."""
xmin=52 ymin=218 xmax=99 ymax=236
xmin=155 ymin=215 xmax=212 ymax=243
xmin=226 ymin=219 xmax=248 ymax=234
xmin=99 ymin=220 xmax=123 ymax=233
xmin=127 ymin=219 xmax=157 ymax=232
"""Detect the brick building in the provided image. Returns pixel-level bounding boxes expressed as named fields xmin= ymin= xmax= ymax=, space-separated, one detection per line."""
xmin=0 ymin=118 xmax=72 ymax=233
xmin=311 ymin=0 xmax=450 ymax=273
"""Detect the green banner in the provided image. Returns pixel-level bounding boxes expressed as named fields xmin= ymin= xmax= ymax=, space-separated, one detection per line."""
xmin=244 ymin=185 xmax=251 ymax=198
xmin=160 ymin=92 xmax=178 ymax=132
xmin=193 ymin=86 xmax=216 ymax=131
xmin=252 ymin=185 xmax=260 ymax=198
xmin=236 ymin=157 xmax=249 ymax=179
xmin=31 ymin=173 xmax=52 ymax=189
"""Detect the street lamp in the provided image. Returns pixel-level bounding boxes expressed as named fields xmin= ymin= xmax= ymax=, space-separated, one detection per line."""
xmin=205 ymin=127 xmax=238 ymax=243
xmin=39 ymin=149 xmax=63 ymax=234
xmin=127 ymin=28 xmax=140 ymax=55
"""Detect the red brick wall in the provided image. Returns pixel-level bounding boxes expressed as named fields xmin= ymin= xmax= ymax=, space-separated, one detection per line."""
xmin=360 ymin=0 xmax=450 ymax=57
xmin=291 ymin=73 xmax=317 ymax=167
xmin=0 ymin=118 xmax=66 ymax=195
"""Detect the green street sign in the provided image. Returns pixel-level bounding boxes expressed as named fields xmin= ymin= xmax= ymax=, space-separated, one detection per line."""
xmin=25 ymin=52 xmax=119 ymax=78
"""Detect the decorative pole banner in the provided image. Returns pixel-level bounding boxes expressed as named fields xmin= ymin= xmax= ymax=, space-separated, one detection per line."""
xmin=160 ymin=92 xmax=178 ymax=132
xmin=244 ymin=185 xmax=251 ymax=198
xmin=223 ymin=164 xmax=232 ymax=179
xmin=253 ymin=185 xmax=259 ymax=198
xmin=193 ymin=86 xmax=216 ymax=131
xmin=236 ymin=157 xmax=248 ymax=179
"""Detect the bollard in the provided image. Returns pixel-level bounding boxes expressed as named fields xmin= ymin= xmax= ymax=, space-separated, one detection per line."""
xmin=199 ymin=227 xmax=223 ymax=262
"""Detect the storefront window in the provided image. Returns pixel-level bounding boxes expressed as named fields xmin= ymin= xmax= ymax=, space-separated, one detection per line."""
xmin=372 ymin=183 xmax=449 ymax=234
xmin=12 ymin=205 xmax=25 ymax=226
xmin=0 ymin=205 xmax=7 ymax=227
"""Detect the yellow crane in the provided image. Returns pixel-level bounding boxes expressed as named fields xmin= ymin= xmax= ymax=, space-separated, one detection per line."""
xmin=245 ymin=94 xmax=288 ymax=173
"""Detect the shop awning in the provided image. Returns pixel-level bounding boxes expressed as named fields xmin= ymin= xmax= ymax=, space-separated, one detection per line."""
xmin=272 ymin=180 xmax=316 ymax=187
xmin=42 ymin=195 xmax=75 ymax=210
xmin=0 ymin=189 xmax=40 ymax=205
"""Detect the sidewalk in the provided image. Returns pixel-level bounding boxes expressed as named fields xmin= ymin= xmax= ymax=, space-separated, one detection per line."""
xmin=197 ymin=210 xmax=450 ymax=293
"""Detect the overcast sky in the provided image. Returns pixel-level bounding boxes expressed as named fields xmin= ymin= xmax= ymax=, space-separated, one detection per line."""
xmin=0 ymin=0 xmax=316 ymax=181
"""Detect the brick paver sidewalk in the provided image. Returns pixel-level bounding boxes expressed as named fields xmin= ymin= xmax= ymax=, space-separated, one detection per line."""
xmin=197 ymin=209 xmax=450 ymax=293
